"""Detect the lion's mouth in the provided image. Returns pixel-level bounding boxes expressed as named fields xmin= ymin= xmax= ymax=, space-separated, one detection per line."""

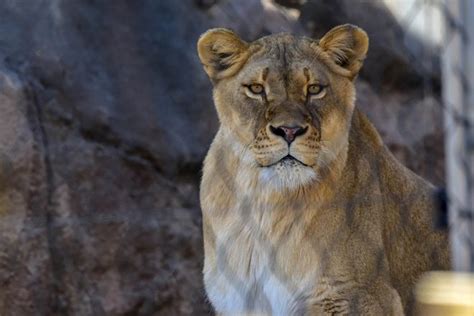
xmin=267 ymin=155 xmax=309 ymax=167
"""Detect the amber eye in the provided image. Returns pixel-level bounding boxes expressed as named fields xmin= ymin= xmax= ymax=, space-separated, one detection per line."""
xmin=248 ymin=84 xmax=265 ymax=95
xmin=307 ymin=84 xmax=323 ymax=95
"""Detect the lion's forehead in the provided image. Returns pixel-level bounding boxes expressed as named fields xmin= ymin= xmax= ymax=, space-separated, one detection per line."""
xmin=251 ymin=36 xmax=312 ymax=67
xmin=240 ymin=37 xmax=329 ymax=85
xmin=256 ymin=34 xmax=307 ymax=56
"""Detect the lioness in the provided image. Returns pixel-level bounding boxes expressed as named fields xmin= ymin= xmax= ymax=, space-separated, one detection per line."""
xmin=197 ymin=24 xmax=449 ymax=315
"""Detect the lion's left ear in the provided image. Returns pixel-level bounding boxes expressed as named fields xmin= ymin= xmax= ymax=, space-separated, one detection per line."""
xmin=318 ymin=24 xmax=369 ymax=78
xmin=197 ymin=28 xmax=249 ymax=82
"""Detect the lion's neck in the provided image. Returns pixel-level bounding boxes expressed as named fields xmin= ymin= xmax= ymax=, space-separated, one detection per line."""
xmin=204 ymin=116 xmax=384 ymax=239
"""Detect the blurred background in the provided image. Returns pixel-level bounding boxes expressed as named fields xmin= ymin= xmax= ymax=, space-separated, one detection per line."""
xmin=0 ymin=0 xmax=472 ymax=315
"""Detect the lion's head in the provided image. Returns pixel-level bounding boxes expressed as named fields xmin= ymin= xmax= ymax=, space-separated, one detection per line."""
xmin=198 ymin=25 xmax=368 ymax=189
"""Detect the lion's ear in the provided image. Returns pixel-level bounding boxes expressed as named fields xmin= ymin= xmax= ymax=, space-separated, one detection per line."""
xmin=318 ymin=24 xmax=369 ymax=78
xmin=197 ymin=28 xmax=249 ymax=81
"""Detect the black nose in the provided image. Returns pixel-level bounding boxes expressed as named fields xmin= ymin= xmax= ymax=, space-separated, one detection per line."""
xmin=270 ymin=125 xmax=307 ymax=144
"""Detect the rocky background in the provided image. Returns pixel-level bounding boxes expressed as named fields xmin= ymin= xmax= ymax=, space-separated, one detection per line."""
xmin=0 ymin=0 xmax=444 ymax=315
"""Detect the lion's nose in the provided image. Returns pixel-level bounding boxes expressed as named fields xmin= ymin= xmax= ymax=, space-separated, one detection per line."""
xmin=270 ymin=125 xmax=307 ymax=144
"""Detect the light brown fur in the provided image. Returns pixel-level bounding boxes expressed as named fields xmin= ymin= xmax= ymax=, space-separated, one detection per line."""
xmin=197 ymin=25 xmax=449 ymax=315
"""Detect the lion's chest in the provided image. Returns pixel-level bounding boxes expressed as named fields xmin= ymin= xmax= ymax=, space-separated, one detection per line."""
xmin=203 ymin=212 xmax=319 ymax=315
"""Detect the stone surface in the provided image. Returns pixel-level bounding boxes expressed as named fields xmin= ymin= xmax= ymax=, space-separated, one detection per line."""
xmin=0 ymin=0 xmax=444 ymax=315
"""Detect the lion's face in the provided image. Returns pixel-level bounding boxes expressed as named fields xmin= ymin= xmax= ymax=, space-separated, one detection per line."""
xmin=198 ymin=25 xmax=368 ymax=189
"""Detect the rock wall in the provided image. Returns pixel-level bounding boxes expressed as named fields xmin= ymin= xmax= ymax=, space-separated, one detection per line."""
xmin=0 ymin=0 xmax=443 ymax=315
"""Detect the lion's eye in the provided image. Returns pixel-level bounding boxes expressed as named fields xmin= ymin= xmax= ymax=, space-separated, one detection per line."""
xmin=248 ymin=84 xmax=265 ymax=95
xmin=307 ymin=84 xmax=323 ymax=95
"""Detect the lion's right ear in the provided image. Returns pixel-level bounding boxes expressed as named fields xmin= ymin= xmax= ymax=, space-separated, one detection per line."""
xmin=197 ymin=28 xmax=249 ymax=81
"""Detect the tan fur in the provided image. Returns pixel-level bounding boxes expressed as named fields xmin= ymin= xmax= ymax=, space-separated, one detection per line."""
xmin=197 ymin=24 xmax=449 ymax=315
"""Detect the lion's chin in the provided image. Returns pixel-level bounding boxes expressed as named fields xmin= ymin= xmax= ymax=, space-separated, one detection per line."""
xmin=266 ymin=155 xmax=309 ymax=167
xmin=258 ymin=157 xmax=318 ymax=191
